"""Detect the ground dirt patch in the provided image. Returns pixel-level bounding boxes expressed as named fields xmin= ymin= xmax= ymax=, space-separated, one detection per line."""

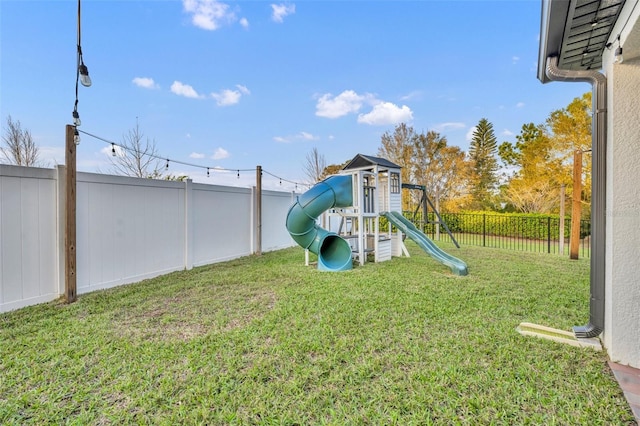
xmin=110 ymin=283 xmax=276 ymax=342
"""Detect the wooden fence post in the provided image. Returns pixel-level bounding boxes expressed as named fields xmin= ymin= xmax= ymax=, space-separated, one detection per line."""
xmin=65 ymin=125 xmax=77 ymax=302
xmin=569 ymin=150 xmax=582 ymax=260
xmin=559 ymin=183 xmax=565 ymax=255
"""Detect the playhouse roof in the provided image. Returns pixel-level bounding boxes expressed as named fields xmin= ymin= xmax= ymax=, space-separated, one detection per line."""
xmin=342 ymin=154 xmax=401 ymax=171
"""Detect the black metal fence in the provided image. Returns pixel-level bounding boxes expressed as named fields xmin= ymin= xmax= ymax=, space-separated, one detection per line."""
xmin=403 ymin=212 xmax=591 ymax=258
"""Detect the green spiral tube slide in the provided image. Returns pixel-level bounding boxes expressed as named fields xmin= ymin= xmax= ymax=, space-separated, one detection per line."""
xmin=286 ymin=175 xmax=353 ymax=271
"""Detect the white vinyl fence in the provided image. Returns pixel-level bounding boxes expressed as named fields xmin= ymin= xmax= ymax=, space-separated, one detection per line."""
xmin=0 ymin=164 xmax=298 ymax=313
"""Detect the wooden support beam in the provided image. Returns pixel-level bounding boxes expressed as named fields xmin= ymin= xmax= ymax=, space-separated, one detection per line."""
xmin=569 ymin=151 xmax=582 ymax=260
xmin=559 ymin=183 xmax=566 ymax=255
xmin=65 ymin=125 xmax=77 ymax=302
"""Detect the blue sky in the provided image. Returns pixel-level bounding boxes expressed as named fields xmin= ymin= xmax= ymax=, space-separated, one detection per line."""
xmin=1 ymin=0 xmax=590 ymax=190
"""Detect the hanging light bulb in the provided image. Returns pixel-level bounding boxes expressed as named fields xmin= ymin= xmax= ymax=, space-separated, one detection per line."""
xmin=614 ymin=46 xmax=624 ymax=63
xmin=79 ymin=63 xmax=92 ymax=87
xmin=111 ymin=143 xmax=116 ymax=157
xmin=207 ymin=167 xmax=210 ymax=177
xmin=73 ymin=128 xmax=81 ymax=145
xmin=165 ymin=159 xmax=170 ymax=170
xmin=72 ymin=110 xmax=81 ymax=126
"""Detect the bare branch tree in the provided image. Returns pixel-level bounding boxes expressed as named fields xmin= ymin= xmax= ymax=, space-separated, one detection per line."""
xmin=303 ymin=147 xmax=327 ymax=183
xmin=108 ymin=121 xmax=163 ymax=178
xmin=1 ymin=115 xmax=40 ymax=166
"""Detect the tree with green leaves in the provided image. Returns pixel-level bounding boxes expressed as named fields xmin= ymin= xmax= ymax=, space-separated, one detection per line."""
xmin=1 ymin=115 xmax=41 ymax=167
xmin=547 ymin=92 xmax=592 ymax=214
xmin=322 ymin=161 xmax=348 ymax=177
xmin=497 ymin=93 xmax=592 ymax=215
xmin=498 ymin=123 xmax=564 ymax=213
xmin=377 ymin=123 xmax=415 ymax=187
xmin=412 ymin=130 xmax=469 ymax=211
xmin=378 ymin=123 xmax=471 ymax=211
xmin=468 ymin=118 xmax=500 ymax=209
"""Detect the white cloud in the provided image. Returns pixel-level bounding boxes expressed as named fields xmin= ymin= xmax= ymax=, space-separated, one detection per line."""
xmin=273 ymin=131 xmax=319 ymax=143
xmin=190 ymin=152 xmax=205 ymax=159
xmin=171 ymin=81 xmax=202 ymax=98
xmin=212 ymin=147 xmax=230 ymax=160
xmin=512 ymin=56 xmax=520 ymax=64
xmin=298 ymin=131 xmax=317 ymax=140
xmin=239 ymin=17 xmax=249 ymax=28
xmin=183 ymin=0 xmax=236 ymax=30
xmin=211 ymin=85 xmax=250 ymax=106
xmin=357 ymin=102 xmax=413 ymax=126
xmin=466 ymin=126 xmax=477 ymax=142
xmin=399 ymin=90 xmax=422 ymax=101
xmin=435 ymin=122 xmax=466 ymax=131
xmin=516 ymin=102 xmax=525 ymax=108
xmin=212 ymin=89 xmax=240 ymax=105
xmin=132 ymin=77 xmax=159 ymax=89
xmin=236 ymin=84 xmax=250 ymax=95
xmin=315 ymin=90 xmax=371 ymax=118
xmin=502 ymin=129 xmax=515 ymax=137
xmin=271 ymin=3 xmax=295 ymax=23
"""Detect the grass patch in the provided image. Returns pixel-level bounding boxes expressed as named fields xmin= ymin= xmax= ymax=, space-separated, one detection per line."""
xmin=0 ymin=242 xmax=634 ymax=424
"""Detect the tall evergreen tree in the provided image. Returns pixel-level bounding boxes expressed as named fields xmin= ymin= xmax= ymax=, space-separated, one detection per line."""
xmin=468 ymin=118 xmax=499 ymax=209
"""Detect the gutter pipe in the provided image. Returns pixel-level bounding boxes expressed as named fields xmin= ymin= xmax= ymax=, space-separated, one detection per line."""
xmin=545 ymin=55 xmax=606 ymax=338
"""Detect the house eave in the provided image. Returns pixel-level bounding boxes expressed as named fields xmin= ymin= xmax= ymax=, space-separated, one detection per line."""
xmin=537 ymin=0 xmax=571 ymax=84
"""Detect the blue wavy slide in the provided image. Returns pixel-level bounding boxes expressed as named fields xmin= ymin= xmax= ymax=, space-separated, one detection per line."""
xmin=382 ymin=211 xmax=468 ymax=276
xmin=286 ymin=175 xmax=354 ymax=271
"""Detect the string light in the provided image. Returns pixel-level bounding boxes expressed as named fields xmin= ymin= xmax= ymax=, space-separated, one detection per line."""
xmin=73 ymin=128 xmax=81 ymax=145
xmin=76 ymin=129 xmax=308 ymax=189
xmin=165 ymin=159 xmax=169 ymax=170
xmin=614 ymin=35 xmax=623 ymax=63
xmin=72 ymin=110 xmax=81 ymax=126
xmin=71 ymin=0 xmax=91 ymax=142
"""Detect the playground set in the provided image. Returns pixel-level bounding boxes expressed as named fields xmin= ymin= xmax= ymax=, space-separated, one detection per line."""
xmin=285 ymin=154 xmax=468 ymax=275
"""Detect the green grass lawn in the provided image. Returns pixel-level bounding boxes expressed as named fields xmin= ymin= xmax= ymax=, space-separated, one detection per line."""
xmin=0 ymin=242 xmax=635 ymax=425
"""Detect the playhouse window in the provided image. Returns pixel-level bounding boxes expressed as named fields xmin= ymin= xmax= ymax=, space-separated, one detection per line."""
xmin=390 ymin=173 xmax=400 ymax=193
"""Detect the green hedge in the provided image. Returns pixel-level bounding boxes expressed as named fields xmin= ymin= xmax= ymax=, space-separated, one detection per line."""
xmin=403 ymin=210 xmax=591 ymax=240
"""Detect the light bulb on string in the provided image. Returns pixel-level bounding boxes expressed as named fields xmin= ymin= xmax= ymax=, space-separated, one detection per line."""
xmin=111 ymin=143 xmax=116 ymax=157
xmin=72 ymin=110 xmax=81 ymax=126
xmin=79 ymin=63 xmax=92 ymax=87
xmin=237 ymin=170 xmax=240 ymax=179
xmin=207 ymin=167 xmax=210 ymax=177
xmin=73 ymin=128 xmax=81 ymax=145
xmin=614 ymin=46 xmax=624 ymax=63
xmin=612 ymin=34 xmax=624 ymax=64
xmin=165 ymin=159 xmax=169 ymax=170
